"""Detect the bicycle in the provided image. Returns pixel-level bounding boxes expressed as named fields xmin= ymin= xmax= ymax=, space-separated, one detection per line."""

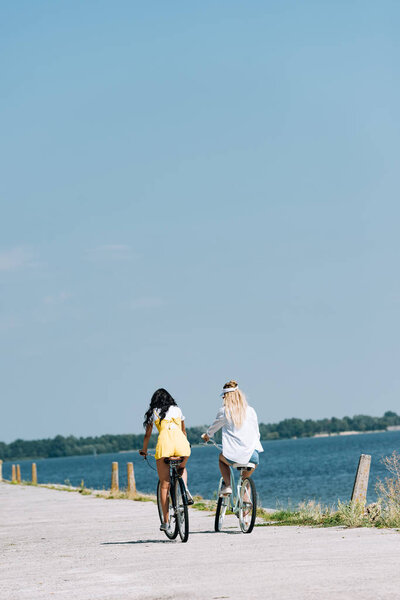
xmin=142 ymin=452 xmax=190 ymax=542
xmin=202 ymin=438 xmax=257 ymax=534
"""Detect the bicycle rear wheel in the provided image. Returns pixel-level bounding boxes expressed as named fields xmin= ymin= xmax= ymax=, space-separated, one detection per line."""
xmin=239 ymin=477 xmax=257 ymax=533
xmin=175 ymin=478 xmax=189 ymax=542
xmin=157 ymin=481 xmax=178 ymax=539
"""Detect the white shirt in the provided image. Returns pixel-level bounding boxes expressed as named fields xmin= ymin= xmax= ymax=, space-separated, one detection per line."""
xmin=153 ymin=406 xmax=185 ymax=423
xmin=207 ymin=405 xmax=264 ymax=464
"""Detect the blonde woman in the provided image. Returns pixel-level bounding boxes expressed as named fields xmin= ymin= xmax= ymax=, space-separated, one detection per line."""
xmin=202 ymin=380 xmax=263 ymax=494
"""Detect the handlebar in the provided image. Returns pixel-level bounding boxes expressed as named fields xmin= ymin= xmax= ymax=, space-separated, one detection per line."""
xmin=201 ymin=434 xmax=221 ymax=450
xmin=139 ymin=450 xmax=155 ymax=458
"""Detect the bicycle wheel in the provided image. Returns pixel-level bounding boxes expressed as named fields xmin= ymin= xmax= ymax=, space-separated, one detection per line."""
xmin=157 ymin=481 xmax=178 ymax=539
xmin=215 ymin=495 xmax=229 ymax=532
xmin=174 ymin=477 xmax=189 ymax=542
xmin=239 ymin=477 xmax=257 ymax=533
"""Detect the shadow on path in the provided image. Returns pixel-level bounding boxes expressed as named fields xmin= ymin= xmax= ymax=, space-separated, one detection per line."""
xmin=190 ymin=530 xmax=242 ymax=535
xmin=102 ymin=540 xmax=173 ymax=545
xmin=102 ymin=530 xmax=242 ymax=545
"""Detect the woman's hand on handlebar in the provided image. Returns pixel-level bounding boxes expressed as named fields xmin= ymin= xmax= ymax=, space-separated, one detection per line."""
xmin=201 ymin=433 xmax=210 ymax=443
xmin=139 ymin=449 xmax=147 ymax=456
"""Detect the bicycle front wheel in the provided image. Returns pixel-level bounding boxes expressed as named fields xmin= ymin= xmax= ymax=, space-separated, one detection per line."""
xmin=157 ymin=481 xmax=178 ymax=539
xmin=215 ymin=495 xmax=229 ymax=532
xmin=239 ymin=477 xmax=257 ymax=533
xmin=174 ymin=478 xmax=189 ymax=542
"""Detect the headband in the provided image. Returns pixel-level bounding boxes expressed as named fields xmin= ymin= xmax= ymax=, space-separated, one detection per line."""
xmin=220 ymin=386 xmax=238 ymax=396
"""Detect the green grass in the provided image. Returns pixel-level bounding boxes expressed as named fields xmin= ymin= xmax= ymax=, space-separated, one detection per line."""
xmin=189 ymin=495 xmax=215 ymax=512
xmin=255 ymin=499 xmax=398 ymax=529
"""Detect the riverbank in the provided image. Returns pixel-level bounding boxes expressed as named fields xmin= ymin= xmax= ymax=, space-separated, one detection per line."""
xmin=2 ymin=482 xmax=400 ymax=600
xmin=312 ymin=429 xmax=387 ymax=438
xmin=5 ymin=478 xmax=398 ymax=529
xmin=0 ymin=477 xmax=218 ymax=513
xmin=3 ymin=431 xmax=400 ymax=507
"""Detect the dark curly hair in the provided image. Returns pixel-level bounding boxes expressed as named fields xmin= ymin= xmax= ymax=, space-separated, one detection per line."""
xmin=143 ymin=388 xmax=177 ymax=428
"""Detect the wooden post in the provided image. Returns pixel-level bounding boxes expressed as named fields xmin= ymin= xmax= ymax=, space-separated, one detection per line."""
xmin=32 ymin=463 xmax=37 ymax=485
xmin=127 ymin=462 xmax=136 ymax=496
xmin=16 ymin=464 xmax=21 ymax=483
xmin=351 ymin=454 xmax=371 ymax=505
xmin=11 ymin=464 xmax=16 ymax=483
xmin=111 ymin=462 xmax=119 ymax=492
xmin=0 ymin=459 xmax=2 ymax=482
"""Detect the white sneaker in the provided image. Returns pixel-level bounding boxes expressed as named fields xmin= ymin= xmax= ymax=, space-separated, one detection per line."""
xmin=160 ymin=522 xmax=168 ymax=531
xmin=220 ymin=483 xmax=232 ymax=495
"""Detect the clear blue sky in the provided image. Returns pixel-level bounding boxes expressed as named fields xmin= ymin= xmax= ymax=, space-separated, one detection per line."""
xmin=1 ymin=1 xmax=399 ymax=443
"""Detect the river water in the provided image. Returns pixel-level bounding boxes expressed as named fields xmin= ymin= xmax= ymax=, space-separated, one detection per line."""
xmin=3 ymin=430 xmax=400 ymax=508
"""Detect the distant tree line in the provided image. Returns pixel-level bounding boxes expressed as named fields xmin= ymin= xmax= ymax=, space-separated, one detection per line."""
xmin=1 ymin=412 xmax=399 ymax=461
xmin=258 ymin=411 xmax=400 ymax=440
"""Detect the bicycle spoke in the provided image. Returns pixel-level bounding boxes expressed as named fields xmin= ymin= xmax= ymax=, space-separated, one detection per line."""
xmin=239 ymin=477 xmax=257 ymax=533
xmin=157 ymin=480 xmax=178 ymax=539
xmin=175 ymin=478 xmax=189 ymax=542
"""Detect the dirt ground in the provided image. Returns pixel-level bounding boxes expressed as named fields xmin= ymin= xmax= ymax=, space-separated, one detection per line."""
xmin=1 ymin=483 xmax=400 ymax=600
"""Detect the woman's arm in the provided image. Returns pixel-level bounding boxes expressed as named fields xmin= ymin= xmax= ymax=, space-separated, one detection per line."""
xmin=205 ymin=408 xmax=226 ymax=439
xmin=181 ymin=421 xmax=187 ymax=437
xmin=139 ymin=423 xmax=153 ymax=456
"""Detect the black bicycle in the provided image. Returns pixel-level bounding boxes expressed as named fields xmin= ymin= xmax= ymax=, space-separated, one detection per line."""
xmin=155 ymin=457 xmax=190 ymax=543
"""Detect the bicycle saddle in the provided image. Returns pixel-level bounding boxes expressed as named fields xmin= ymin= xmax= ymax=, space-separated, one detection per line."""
xmin=164 ymin=456 xmax=183 ymax=465
xmin=231 ymin=462 xmax=255 ymax=470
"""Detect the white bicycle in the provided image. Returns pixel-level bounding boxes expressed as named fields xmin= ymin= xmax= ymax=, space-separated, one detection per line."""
xmin=203 ymin=437 xmax=257 ymax=533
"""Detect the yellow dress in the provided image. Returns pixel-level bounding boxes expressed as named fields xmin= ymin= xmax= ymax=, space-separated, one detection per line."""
xmin=154 ymin=415 xmax=191 ymax=460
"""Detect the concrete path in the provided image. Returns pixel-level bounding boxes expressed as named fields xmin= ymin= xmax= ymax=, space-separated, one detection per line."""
xmin=1 ymin=483 xmax=400 ymax=600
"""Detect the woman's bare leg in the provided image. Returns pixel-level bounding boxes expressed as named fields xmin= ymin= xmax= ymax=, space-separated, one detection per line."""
xmin=241 ymin=466 xmax=257 ymax=507
xmin=241 ymin=466 xmax=256 ymax=479
xmin=156 ymin=458 xmax=171 ymax=524
xmin=219 ymin=453 xmax=232 ymax=487
xmin=179 ymin=456 xmax=189 ymax=486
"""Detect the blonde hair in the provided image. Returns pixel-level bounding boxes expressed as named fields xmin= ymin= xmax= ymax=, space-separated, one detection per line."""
xmin=222 ymin=380 xmax=248 ymax=428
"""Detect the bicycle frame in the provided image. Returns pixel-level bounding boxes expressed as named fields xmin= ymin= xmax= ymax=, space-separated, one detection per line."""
xmin=203 ymin=438 xmax=242 ymax=513
xmin=218 ymin=465 xmax=244 ymax=516
xmin=148 ymin=453 xmax=190 ymax=542
xmin=168 ymin=460 xmax=188 ymax=507
xmin=202 ymin=437 xmax=257 ymax=533
xmin=142 ymin=452 xmax=187 ymax=503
